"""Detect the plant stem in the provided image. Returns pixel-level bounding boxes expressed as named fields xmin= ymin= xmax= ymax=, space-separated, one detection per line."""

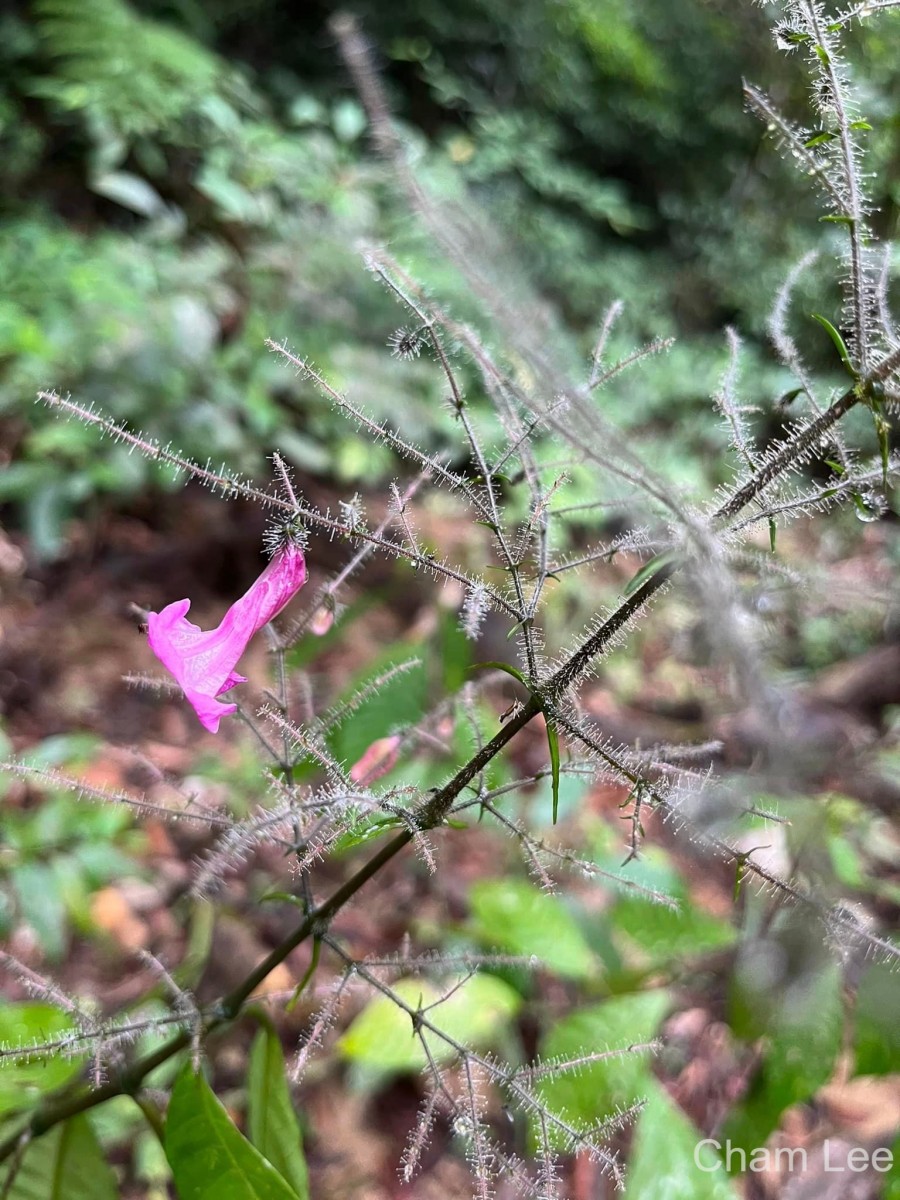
xmin=0 ymin=696 xmax=542 ymax=1165
xmin=0 ymin=369 xmax=886 ymax=1166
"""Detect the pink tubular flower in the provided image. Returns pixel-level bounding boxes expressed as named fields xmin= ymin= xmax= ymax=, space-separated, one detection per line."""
xmin=147 ymin=541 xmax=307 ymax=733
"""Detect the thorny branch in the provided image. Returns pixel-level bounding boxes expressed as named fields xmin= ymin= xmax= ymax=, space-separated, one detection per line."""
xmin=2 ymin=353 xmax=896 ymax=1163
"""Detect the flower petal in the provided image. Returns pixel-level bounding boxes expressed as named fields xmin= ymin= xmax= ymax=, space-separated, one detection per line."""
xmin=146 ymin=541 xmax=308 ymax=733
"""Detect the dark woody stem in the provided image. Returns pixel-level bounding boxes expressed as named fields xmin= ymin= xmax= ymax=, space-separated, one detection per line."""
xmin=0 ymin=696 xmax=542 ymax=1164
xmin=0 ymin=373 xmax=887 ymax=1166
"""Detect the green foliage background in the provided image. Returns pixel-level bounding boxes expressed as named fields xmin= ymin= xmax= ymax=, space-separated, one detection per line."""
xmin=3 ymin=0 xmax=897 ymax=555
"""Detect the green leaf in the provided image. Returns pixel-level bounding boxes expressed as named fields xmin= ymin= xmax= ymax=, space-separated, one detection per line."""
xmin=871 ymin=396 xmax=890 ymax=491
xmin=623 ymin=551 xmax=679 ymax=598
xmin=0 ymin=1004 xmax=84 ymax=1115
xmin=776 ymin=386 xmax=805 ymax=408
xmin=625 ymin=1082 xmax=738 ymax=1199
xmin=11 ymin=862 xmax=68 ymax=960
xmin=0 ymin=1115 xmax=117 ymax=1199
xmin=164 ymin=1066 xmax=301 ymax=1200
xmin=613 ymin=888 xmax=736 ymax=968
xmin=726 ymin=961 xmax=842 ymax=1154
xmin=468 ymin=878 xmax=596 ymax=980
xmin=811 ymin=313 xmax=857 ymax=377
xmin=803 ymin=130 xmax=836 ymax=148
xmin=338 ymin=973 xmax=520 ymax=1073
xmin=330 ymin=813 xmax=405 ymax=855
xmin=248 ymin=1025 xmax=310 ymax=1199
xmin=535 ymin=991 xmax=671 ymax=1146
xmin=546 ymin=720 xmax=561 ymax=825
xmin=470 ymin=660 xmax=529 ymax=687
xmin=854 ymin=960 xmax=900 ymax=1076
xmin=327 ymin=652 xmax=428 ymax=767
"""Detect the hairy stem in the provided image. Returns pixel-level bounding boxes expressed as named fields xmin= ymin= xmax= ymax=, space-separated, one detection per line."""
xmin=1 ymin=363 xmax=890 ymax=1165
xmin=0 ymin=697 xmax=541 ymax=1164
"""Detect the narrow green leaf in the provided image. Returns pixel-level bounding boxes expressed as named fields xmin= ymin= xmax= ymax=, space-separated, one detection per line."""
xmin=818 ymin=214 xmax=856 ymax=225
xmin=258 ymin=892 xmax=306 ymax=908
xmin=0 ymin=1116 xmax=117 ymax=1199
xmin=546 ymin=720 xmax=561 ymax=825
xmin=164 ymin=1066 xmax=300 ymax=1200
xmin=768 ymin=518 xmax=777 ymax=554
xmin=469 ymin=660 xmax=529 ymax=687
xmin=871 ymin=397 xmax=890 ymax=491
xmin=286 ymin=938 xmax=321 ymax=1012
xmin=811 ymin=313 xmax=857 ymax=377
xmin=248 ymin=1025 xmax=310 ymax=1199
xmin=622 ymin=550 xmax=679 ymax=598
xmin=849 ymin=120 xmax=873 ymax=131
xmin=506 ymin=616 xmax=530 ymax=639
xmin=776 ymin=386 xmax=805 ymax=408
xmin=804 ymin=130 xmax=836 ymax=148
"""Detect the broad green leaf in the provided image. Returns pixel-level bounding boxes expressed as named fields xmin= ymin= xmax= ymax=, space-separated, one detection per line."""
xmin=0 ymin=1115 xmax=117 ymax=1199
xmin=338 ymin=974 xmax=520 ymax=1073
xmin=613 ymin=890 xmax=736 ymax=968
xmin=0 ymin=1004 xmax=83 ymax=1114
xmin=164 ymin=1066 xmax=300 ymax=1200
xmin=468 ymin=878 xmax=597 ymax=980
xmin=11 ymin=862 xmax=68 ymax=960
xmin=328 ymin=652 xmax=428 ymax=767
xmin=625 ymin=1081 xmax=738 ymax=1199
xmin=725 ymin=961 xmax=842 ymax=1153
xmin=536 ymin=991 xmax=671 ymax=1147
xmin=854 ymin=960 xmax=900 ymax=1076
xmin=248 ymin=1025 xmax=310 ymax=1199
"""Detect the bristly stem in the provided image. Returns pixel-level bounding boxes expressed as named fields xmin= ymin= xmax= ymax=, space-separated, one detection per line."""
xmin=0 ymin=695 xmax=541 ymax=1165
xmin=8 ymin=337 xmax=896 ymax=1165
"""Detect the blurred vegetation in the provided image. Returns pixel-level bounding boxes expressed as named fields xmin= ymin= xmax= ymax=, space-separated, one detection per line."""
xmin=3 ymin=0 xmax=898 ymax=555
xmin=2 ymin=3 xmax=900 ymax=1194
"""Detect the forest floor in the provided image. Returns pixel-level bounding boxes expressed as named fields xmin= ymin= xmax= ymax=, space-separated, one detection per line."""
xmin=1 ymin=488 xmax=898 ymax=1199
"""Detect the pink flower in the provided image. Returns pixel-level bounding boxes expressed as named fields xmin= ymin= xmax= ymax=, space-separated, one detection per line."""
xmin=147 ymin=541 xmax=307 ymax=733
